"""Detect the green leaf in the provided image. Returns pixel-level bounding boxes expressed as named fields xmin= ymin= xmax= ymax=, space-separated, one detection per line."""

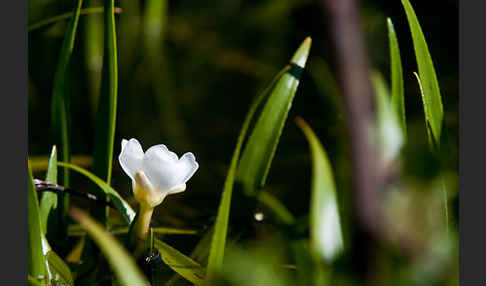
xmin=295 ymin=118 xmax=343 ymax=263
xmin=58 ymin=162 xmax=136 ymax=223
xmin=387 ymin=18 xmax=407 ymax=138
xmin=69 ymin=207 xmax=151 ymax=286
xmin=153 ymin=239 xmax=206 ymax=286
xmin=401 ymin=0 xmax=444 ymax=145
xmin=50 ymin=0 xmax=83 ymax=187
xmin=49 ymin=0 xmax=83 ymax=249
xmin=46 ymin=250 xmax=75 ymax=285
xmin=28 ymin=275 xmax=44 ymax=286
xmin=91 ymin=0 xmax=119 ymax=223
xmin=236 ymin=37 xmax=312 ymax=195
xmin=205 ymin=64 xmax=295 ymax=284
xmin=39 ymin=146 xmax=58 ymax=234
xmin=371 ymin=71 xmax=405 ymax=161
xmin=28 ymin=7 xmax=122 ymax=32
xmin=69 ymin=225 xmax=198 ymax=236
xmin=28 ymin=162 xmax=48 ymax=282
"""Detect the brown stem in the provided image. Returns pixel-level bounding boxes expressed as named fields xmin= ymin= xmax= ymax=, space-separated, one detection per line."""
xmin=321 ymin=0 xmax=383 ymax=280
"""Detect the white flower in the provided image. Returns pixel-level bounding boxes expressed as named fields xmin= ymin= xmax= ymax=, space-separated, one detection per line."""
xmin=118 ymin=138 xmax=199 ymax=208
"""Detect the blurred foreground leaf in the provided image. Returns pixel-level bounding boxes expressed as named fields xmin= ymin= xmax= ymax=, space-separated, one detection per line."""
xmin=371 ymin=71 xmax=405 ymax=161
xmin=70 ymin=207 xmax=151 ymax=286
xmin=296 ymin=118 xmax=343 ymax=263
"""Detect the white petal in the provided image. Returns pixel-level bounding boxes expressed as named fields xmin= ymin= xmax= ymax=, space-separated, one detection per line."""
xmin=168 ymin=183 xmax=186 ymax=195
xmin=142 ymin=145 xmax=183 ymax=192
xmin=118 ymin=138 xmax=144 ymax=180
xmin=177 ymin=152 xmax=199 ymax=184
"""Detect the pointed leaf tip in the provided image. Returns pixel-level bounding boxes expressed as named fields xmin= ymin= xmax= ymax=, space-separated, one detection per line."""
xmin=291 ymin=37 xmax=312 ymax=67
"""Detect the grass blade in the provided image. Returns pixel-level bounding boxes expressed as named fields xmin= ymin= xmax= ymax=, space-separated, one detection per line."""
xmin=28 ymin=7 xmax=122 ymax=32
xmin=236 ymin=37 xmax=312 ymax=195
xmin=401 ymin=0 xmax=444 ymax=144
xmin=387 ymin=18 xmax=406 ymax=138
xmin=45 ymin=250 xmax=75 ymax=285
xmin=28 ymin=162 xmax=48 ymax=282
xmin=58 ymin=162 xmax=135 ymax=223
xmin=91 ymin=0 xmax=119 ymax=223
xmin=204 ymin=64 xmax=294 ymax=284
xmin=371 ymin=71 xmax=405 ymax=161
xmin=295 ymin=118 xmax=343 ymax=264
xmin=39 ymin=146 xmax=58 ymax=234
xmin=49 ymin=0 xmax=83 ymax=252
xmin=153 ymin=239 xmax=206 ymax=285
xmin=70 ymin=207 xmax=151 ymax=286
xmin=50 ymin=0 xmax=83 ymax=187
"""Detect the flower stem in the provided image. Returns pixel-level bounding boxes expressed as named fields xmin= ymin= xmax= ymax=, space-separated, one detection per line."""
xmin=129 ymin=205 xmax=154 ymax=258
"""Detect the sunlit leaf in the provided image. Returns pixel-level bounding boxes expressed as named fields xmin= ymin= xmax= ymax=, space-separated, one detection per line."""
xmin=237 ymin=37 xmax=312 ymax=196
xmin=28 ymin=162 xmax=48 ymax=282
xmin=295 ymin=118 xmax=343 ymax=263
xmin=39 ymin=146 xmax=58 ymax=234
xmin=401 ymin=0 xmax=444 ymax=145
xmin=46 ymin=250 xmax=74 ymax=285
xmin=153 ymin=239 xmax=206 ymax=286
xmin=58 ymin=162 xmax=136 ymax=223
xmin=387 ymin=18 xmax=407 ymax=138
xmin=70 ymin=207 xmax=151 ymax=286
xmin=205 ymin=64 xmax=295 ymax=284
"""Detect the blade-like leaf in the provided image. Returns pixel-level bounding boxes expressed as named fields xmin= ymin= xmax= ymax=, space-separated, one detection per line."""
xmin=371 ymin=71 xmax=404 ymax=161
xmin=296 ymin=118 xmax=343 ymax=263
xmin=387 ymin=18 xmax=407 ymax=138
xmin=29 ymin=155 xmax=93 ymax=172
xmin=68 ymin=225 xmax=198 ymax=236
xmin=28 ymin=275 xmax=44 ymax=286
xmin=91 ymin=0 xmax=119 ymax=223
xmin=401 ymin=0 xmax=444 ymax=144
xmin=49 ymin=0 xmax=83 ymax=250
xmin=28 ymin=162 xmax=48 ymax=282
xmin=205 ymin=64 xmax=294 ymax=284
xmin=153 ymin=239 xmax=206 ymax=286
xmin=69 ymin=207 xmax=151 ymax=286
xmin=58 ymin=162 xmax=136 ymax=223
xmin=237 ymin=37 xmax=312 ymax=195
xmin=50 ymin=0 xmax=83 ymax=187
xmin=39 ymin=146 xmax=58 ymax=234
xmin=28 ymin=7 xmax=122 ymax=32
xmin=46 ymin=250 xmax=75 ymax=285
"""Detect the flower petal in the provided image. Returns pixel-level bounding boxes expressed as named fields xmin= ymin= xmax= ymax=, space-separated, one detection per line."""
xmin=142 ymin=145 xmax=182 ymax=192
xmin=168 ymin=183 xmax=186 ymax=195
xmin=118 ymin=138 xmax=144 ymax=180
xmin=177 ymin=152 xmax=199 ymax=184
